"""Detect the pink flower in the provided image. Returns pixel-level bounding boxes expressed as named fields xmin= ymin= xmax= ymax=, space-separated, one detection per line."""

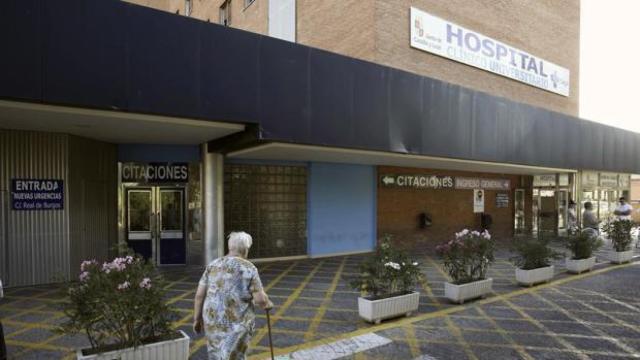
xmin=80 ymin=260 xmax=96 ymax=272
xmin=117 ymin=281 xmax=131 ymax=291
xmin=139 ymin=278 xmax=152 ymax=290
xmin=79 ymin=271 xmax=90 ymax=282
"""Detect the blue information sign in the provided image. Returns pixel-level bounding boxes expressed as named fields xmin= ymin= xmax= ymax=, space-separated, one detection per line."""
xmin=11 ymin=179 xmax=64 ymax=210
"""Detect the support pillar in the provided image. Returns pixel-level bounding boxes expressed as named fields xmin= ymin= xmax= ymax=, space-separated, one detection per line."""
xmin=202 ymin=144 xmax=224 ymax=265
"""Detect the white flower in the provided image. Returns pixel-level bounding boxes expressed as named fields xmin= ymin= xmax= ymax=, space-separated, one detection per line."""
xmin=117 ymin=281 xmax=131 ymax=290
xmin=384 ymin=262 xmax=401 ymax=270
xmin=139 ymin=277 xmax=152 ymax=290
xmin=412 ymin=262 xmax=418 ymax=266
xmin=79 ymin=271 xmax=90 ymax=282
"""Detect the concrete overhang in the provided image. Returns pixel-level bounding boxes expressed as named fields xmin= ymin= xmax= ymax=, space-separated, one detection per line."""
xmin=0 ymin=100 xmax=245 ymax=144
xmin=228 ymin=142 xmax=576 ymax=175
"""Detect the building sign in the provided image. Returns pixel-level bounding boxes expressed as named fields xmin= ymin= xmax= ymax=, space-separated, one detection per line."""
xmin=619 ymin=175 xmax=630 ymax=188
xmin=533 ymin=174 xmax=556 ymax=187
xmin=121 ymin=163 xmax=189 ymax=183
xmin=582 ymin=171 xmax=598 ymax=188
xmin=496 ymin=193 xmax=509 ymax=208
xmin=11 ymin=179 xmax=64 ymax=210
xmin=410 ymin=7 xmax=570 ymax=96
xmin=474 ymin=189 xmax=485 ymax=213
xmin=599 ymin=173 xmax=618 ymax=187
xmin=380 ymin=174 xmax=454 ymax=189
xmin=455 ymin=177 xmax=511 ymax=190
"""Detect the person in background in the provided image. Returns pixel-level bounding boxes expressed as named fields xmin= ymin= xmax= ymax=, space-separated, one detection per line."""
xmin=614 ymin=197 xmax=633 ymax=220
xmin=567 ymin=200 xmax=578 ymax=234
xmin=582 ymin=201 xmax=600 ymax=236
xmin=1 ymin=278 xmax=6 ymax=360
xmin=193 ymin=232 xmax=273 ymax=360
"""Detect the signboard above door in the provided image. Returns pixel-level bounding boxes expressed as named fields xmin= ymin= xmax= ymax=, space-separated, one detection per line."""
xmin=121 ymin=163 xmax=189 ymax=183
xmin=11 ymin=179 xmax=64 ymax=210
xmin=410 ymin=7 xmax=570 ymax=96
xmin=380 ymin=174 xmax=510 ymax=190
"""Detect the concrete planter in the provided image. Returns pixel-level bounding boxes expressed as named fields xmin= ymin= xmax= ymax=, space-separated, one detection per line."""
xmin=566 ymin=257 xmax=596 ymax=274
xmin=515 ymin=266 xmax=554 ymax=287
xmin=444 ymin=278 xmax=493 ymax=304
xmin=358 ymin=291 xmax=420 ymax=324
xmin=77 ymin=331 xmax=190 ymax=360
xmin=608 ymin=250 xmax=634 ymax=264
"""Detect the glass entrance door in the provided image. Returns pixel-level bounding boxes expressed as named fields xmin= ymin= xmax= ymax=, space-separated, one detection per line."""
xmin=158 ymin=189 xmax=185 ymax=265
xmin=557 ymin=190 xmax=568 ymax=231
xmin=126 ymin=187 xmax=186 ymax=265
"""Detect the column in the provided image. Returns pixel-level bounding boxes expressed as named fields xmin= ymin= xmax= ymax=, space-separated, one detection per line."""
xmin=202 ymin=144 xmax=224 ymax=265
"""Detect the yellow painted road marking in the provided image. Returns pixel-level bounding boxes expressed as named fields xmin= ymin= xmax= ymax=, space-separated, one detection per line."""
xmin=501 ymin=298 xmax=589 ymax=360
xmin=540 ymin=288 xmax=640 ymax=357
xmin=475 ymin=306 xmax=535 ymax=360
xmin=250 ymin=260 xmax=325 ymax=347
xmin=404 ymin=324 xmax=421 ymax=357
xmin=304 ymin=257 xmax=346 ymax=341
xmin=249 ymin=261 xmax=636 ymax=360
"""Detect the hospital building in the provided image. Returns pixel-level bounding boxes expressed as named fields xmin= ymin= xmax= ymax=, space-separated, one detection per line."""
xmin=2 ymin=0 xmax=638 ymax=287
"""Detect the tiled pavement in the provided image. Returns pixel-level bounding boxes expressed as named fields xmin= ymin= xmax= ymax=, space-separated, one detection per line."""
xmin=1 ymin=240 xmax=639 ymax=359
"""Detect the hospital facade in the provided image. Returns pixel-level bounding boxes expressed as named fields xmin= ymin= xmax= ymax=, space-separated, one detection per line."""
xmin=2 ymin=0 xmax=638 ymax=287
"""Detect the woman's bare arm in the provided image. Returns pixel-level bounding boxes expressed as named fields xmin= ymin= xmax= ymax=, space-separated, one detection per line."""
xmin=253 ymin=290 xmax=273 ymax=310
xmin=193 ymin=284 xmax=206 ymax=333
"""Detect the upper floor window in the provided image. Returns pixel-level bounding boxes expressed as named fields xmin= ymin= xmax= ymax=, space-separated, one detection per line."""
xmin=220 ymin=0 xmax=231 ymax=26
xmin=185 ymin=0 xmax=192 ymax=17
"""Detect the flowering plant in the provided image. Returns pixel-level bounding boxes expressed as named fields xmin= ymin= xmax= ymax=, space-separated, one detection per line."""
xmin=566 ymin=229 xmax=603 ymax=259
xmin=57 ymin=252 xmax=175 ymax=352
xmin=602 ymin=219 xmax=636 ymax=252
xmin=436 ymin=229 xmax=495 ymax=285
xmin=351 ymin=235 xmax=422 ymax=299
xmin=510 ymin=237 xmax=562 ymax=270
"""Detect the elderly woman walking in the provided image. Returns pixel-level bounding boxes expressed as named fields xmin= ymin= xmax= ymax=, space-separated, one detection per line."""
xmin=193 ymin=231 xmax=273 ymax=360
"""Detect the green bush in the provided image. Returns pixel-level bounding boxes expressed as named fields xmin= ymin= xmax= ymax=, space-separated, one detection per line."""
xmin=57 ymin=253 xmax=175 ymax=351
xmin=510 ymin=238 xmax=562 ymax=270
xmin=436 ymin=229 xmax=495 ymax=285
xmin=566 ymin=230 xmax=603 ymax=260
xmin=602 ymin=219 xmax=636 ymax=252
xmin=351 ymin=235 xmax=422 ymax=299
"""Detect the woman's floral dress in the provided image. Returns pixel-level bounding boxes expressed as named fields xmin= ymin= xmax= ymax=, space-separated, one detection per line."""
xmin=199 ymin=256 xmax=264 ymax=360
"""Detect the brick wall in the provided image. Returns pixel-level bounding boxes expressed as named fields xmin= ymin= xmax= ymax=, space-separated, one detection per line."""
xmin=377 ymin=166 xmax=532 ymax=249
xmin=124 ymin=0 xmax=268 ymax=33
xmin=373 ymin=0 xmax=580 ymax=116
xmin=297 ymin=0 xmax=376 ymax=62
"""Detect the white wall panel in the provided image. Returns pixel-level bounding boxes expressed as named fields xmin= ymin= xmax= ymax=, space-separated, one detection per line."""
xmin=269 ymin=0 xmax=296 ymax=42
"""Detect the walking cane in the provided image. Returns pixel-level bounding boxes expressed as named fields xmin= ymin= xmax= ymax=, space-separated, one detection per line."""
xmin=265 ymin=307 xmax=275 ymax=360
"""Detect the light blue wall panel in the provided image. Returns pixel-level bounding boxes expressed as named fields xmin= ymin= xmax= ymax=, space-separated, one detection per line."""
xmin=308 ymin=162 xmax=376 ymax=256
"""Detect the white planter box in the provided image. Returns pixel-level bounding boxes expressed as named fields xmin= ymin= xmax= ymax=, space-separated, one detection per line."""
xmin=77 ymin=330 xmax=190 ymax=360
xmin=358 ymin=291 xmax=420 ymax=324
xmin=608 ymin=250 xmax=634 ymax=264
xmin=444 ymin=278 xmax=493 ymax=304
xmin=515 ymin=266 xmax=554 ymax=287
xmin=566 ymin=257 xmax=596 ymax=274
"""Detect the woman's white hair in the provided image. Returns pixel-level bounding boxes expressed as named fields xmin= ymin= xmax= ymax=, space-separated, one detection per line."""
xmin=228 ymin=231 xmax=253 ymax=254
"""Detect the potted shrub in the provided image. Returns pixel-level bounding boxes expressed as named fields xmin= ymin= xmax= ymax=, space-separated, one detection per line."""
xmin=436 ymin=229 xmax=495 ymax=304
xmin=602 ymin=219 xmax=636 ymax=264
xmin=58 ymin=254 xmax=189 ymax=360
xmin=352 ymin=235 xmax=422 ymax=324
xmin=565 ymin=230 xmax=603 ymax=274
xmin=510 ymin=237 xmax=561 ymax=286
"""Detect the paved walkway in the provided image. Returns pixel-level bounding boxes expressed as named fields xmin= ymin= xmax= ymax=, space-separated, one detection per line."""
xmin=0 ymin=240 xmax=638 ymax=359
